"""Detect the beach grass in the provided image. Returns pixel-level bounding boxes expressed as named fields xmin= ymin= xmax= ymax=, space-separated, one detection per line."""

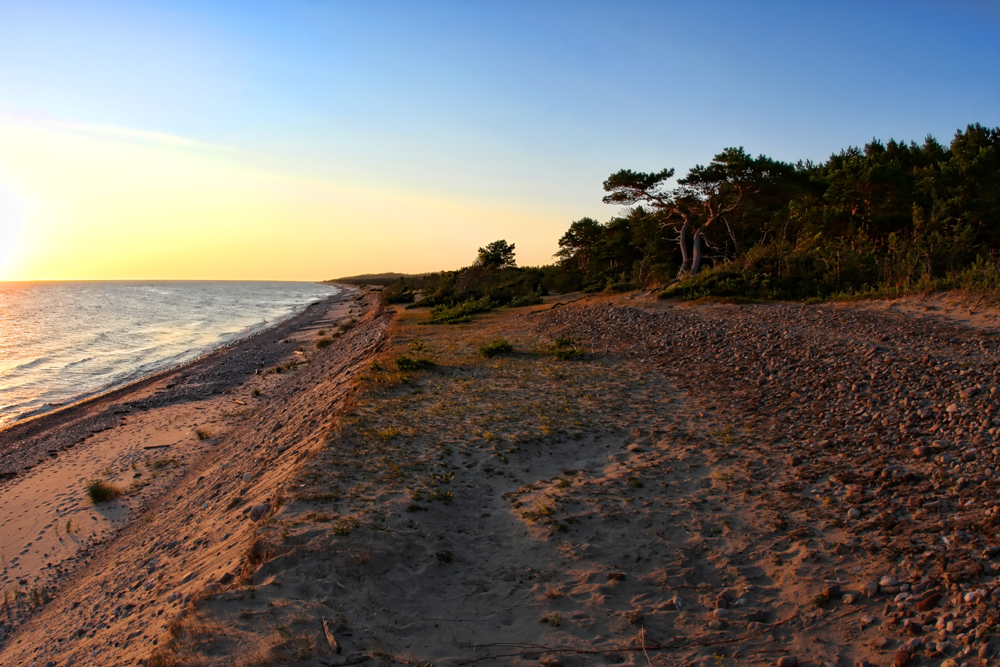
xmin=85 ymin=479 xmax=121 ymax=503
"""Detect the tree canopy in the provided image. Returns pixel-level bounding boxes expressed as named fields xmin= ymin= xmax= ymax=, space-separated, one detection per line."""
xmin=475 ymin=240 xmax=517 ymax=270
xmin=553 ymin=123 xmax=1000 ymax=298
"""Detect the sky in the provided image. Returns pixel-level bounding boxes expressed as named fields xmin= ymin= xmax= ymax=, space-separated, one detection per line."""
xmin=0 ymin=1 xmax=997 ymax=281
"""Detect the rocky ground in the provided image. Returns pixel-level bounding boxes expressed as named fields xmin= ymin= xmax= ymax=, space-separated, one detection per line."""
xmin=4 ymin=290 xmax=1000 ymax=667
xmin=528 ymin=296 xmax=1000 ymax=666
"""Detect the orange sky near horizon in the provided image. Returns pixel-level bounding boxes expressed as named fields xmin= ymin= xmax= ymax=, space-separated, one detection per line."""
xmin=0 ymin=115 xmax=571 ymax=281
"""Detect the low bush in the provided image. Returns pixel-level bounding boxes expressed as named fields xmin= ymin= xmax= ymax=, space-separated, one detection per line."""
xmin=479 ymin=339 xmax=513 ymax=358
xmin=316 ymin=336 xmax=335 ymax=349
xmin=427 ymin=296 xmax=495 ymax=324
xmin=395 ymin=355 xmax=434 ymax=371
xmin=549 ymin=336 xmax=584 ymax=360
xmin=508 ymin=290 xmax=542 ymax=307
xmin=382 ymin=280 xmax=415 ymax=304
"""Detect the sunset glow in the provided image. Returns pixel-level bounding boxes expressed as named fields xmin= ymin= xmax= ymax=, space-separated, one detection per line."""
xmin=0 ymin=114 xmax=570 ymax=280
xmin=0 ymin=2 xmax=996 ymax=280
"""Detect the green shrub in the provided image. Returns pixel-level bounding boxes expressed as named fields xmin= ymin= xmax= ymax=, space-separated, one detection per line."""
xmin=605 ymin=273 xmax=637 ymax=292
xmin=86 ymin=479 xmax=121 ymax=503
xmin=395 ymin=355 xmax=434 ymax=371
xmin=316 ymin=337 xmax=334 ymax=349
xmin=382 ymin=280 xmax=415 ymax=304
xmin=508 ymin=291 xmax=542 ymax=307
xmin=427 ymin=296 xmax=495 ymax=324
xmin=549 ymin=336 xmax=584 ymax=360
xmin=479 ymin=339 xmax=513 ymax=358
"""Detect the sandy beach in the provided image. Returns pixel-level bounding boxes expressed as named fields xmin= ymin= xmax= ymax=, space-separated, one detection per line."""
xmin=0 ymin=285 xmax=377 ymax=660
xmin=3 ymin=289 xmax=1000 ymax=666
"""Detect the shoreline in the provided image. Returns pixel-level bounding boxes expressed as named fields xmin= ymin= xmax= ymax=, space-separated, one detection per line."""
xmin=0 ymin=282 xmax=342 ymax=437
xmin=0 ymin=285 xmax=353 ymax=483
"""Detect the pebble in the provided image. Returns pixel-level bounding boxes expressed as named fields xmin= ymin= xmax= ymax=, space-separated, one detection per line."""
xmin=963 ymin=590 xmax=984 ymax=603
xmin=249 ymin=503 xmax=269 ymax=521
xmin=843 ymin=593 xmax=856 ymax=604
xmin=776 ymin=657 xmax=798 ymax=667
xmin=712 ymin=608 xmax=731 ymax=618
xmin=672 ymin=596 xmax=684 ymax=610
xmin=881 ymin=576 xmax=899 ymax=587
xmin=848 ymin=508 xmax=862 ymax=519
xmin=243 ymin=472 xmax=252 ymax=483
xmin=862 ymin=582 xmax=879 ymax=597
xmin=916 ymin=593 xmax=942 ymax=611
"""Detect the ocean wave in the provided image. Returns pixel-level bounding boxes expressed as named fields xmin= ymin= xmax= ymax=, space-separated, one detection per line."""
xmin=4 ymin=355 xmax=50 ymax=374
xmin=0 ymin=281 xmax=337 ymax=423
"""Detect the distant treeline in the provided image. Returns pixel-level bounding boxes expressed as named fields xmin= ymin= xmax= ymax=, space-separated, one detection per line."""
xmin=345 ymin=123 xmax=1000 ymax=308
xmin=330 ymin=272 xmax=430 ymax=287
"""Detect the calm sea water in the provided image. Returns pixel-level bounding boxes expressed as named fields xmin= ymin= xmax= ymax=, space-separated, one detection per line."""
xmin=0 ymin=281 xmax=339 ymax=427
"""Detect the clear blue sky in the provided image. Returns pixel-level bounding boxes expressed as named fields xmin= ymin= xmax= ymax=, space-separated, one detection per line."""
xmin=0 ymin=0 xmax=997 ymax=278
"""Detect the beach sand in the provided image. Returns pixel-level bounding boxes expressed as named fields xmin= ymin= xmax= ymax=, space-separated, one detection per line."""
xmin=3 ymin=289 xmax=1000 ymax=666
xmin=0 ymin=285 xmax=380 ymax=660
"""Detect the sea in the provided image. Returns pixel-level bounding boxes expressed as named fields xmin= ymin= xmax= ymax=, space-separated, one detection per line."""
xmin=0 ymin=281 xmax=339 ymax=428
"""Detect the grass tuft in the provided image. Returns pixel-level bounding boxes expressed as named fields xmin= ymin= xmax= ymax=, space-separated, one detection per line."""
xmin=86 ymin=479 xmax=121 ymax=503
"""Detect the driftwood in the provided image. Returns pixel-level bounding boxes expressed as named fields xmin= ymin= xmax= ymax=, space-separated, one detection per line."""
xmin=322 ymin=618 xmax=342 ymax=653
xmin=525 ymin=294 xmax=589 ymax=315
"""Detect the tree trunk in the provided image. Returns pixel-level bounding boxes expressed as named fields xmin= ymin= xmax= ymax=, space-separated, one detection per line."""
xmin=690 ymin=228 xmax=706 ymax=276
xmin=677 ymin=216 xmax=692 ymax=277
